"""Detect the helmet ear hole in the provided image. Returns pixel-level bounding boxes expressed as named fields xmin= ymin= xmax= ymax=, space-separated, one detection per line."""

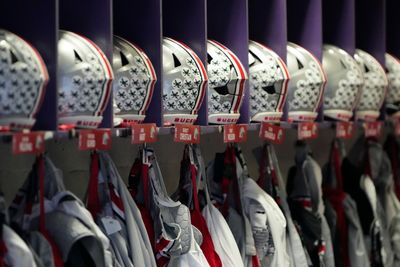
xmin=119 ymin=51 xmax=129 ymax=67
xmin=262 ymin=85 xmax=276 ymax=94
xmin=249 ymin=50 xmax=262 ymax=64
xmin=214 ymin=84 xmax=230 ymax=95
xmin=73 ymin=49 xmax=83 ymax=63
xmin=340 ymin=59 xmax=347 ymax=69
xmin=9 ymin=49 xmax=18 ymax=64
xmin=172 ymin=53 xmax=181 ymax=67
xmin=207 ymin=54 xmax=213 ymax=64
xmin=364 ymin=64 xmax=370 ymax=73
xmin=296 ymin=58 xmax=304 ymax=70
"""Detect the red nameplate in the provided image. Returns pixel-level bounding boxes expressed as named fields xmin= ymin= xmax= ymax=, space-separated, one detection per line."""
xmin=364 ymin=121 xmax=382 ymax=138
xmin=12 ymin=132 xmax=45 ymax=155
xmin=223 ymin=124 xmax=248 ymax=143
xmin=298 ymin=122 xmax=318 ymax=140
xmin=336 ymin=122 xmax=354 ymax=139
xmin=259 ymin=123 xmax=285 ymax=144
xmin=131 ymin=124 xmax=157 ymax=144
xmin=174 ymin=124 xmax=200 ymax=144
xmin=79 ymin=129 xmax=112 ymax=150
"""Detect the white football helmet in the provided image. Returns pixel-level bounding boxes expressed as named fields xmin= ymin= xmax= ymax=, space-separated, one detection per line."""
xmin=385 ymin=53 xmax=400 ymax=118
xmin=112 ymin=36 xmax=156 ymax=126
xmin=286 ymin=42 xmax=326 ymax=122
xmin=354 ymin=49 xmax=388 ymax=121
xmin=58 ymin=30 xmax=114 ymax=129
xmin=163 ymin=37 xmax=207 ymax=125
xmin=0 ymin=29 xmax=49 ymax=130
xmin=208 ymin=40 xmax=248 ymax=124
xmin=249 ymin=40 xmax=289 ymax=122
xmin=322 ymin=45 xmax=364 ymax=121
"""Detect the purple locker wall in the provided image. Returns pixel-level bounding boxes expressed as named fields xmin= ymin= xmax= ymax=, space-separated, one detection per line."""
xmin=249 ymin=0 xmax=287 ymax=61
xmin=323 ymin=0 xmax=356 ymax=55
xmin=356 ymin=0 xmax=386 ymax=120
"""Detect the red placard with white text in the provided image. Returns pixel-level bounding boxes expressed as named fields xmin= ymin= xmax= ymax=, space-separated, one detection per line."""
xmin=79 ymin=129 xmax=112 ymax=150
xmin=223 ymin=124 xmax=248 ymax=143
xmin=174 ymin=124 xmax=200 ymax=144
xmin=364 ymin=121 xmax=382 ymax=138
xmin=131 ymin=124 xmax=157 ymax=144
xmin=259 ymin=123 xmax=285 ymax=144
xmin=336 ymin=122 xmax=354 ymax=139
xmin=298 ymin=122 xmax=318 ymax=140
xmin=12 ymin=132 xmax=45 ymax=155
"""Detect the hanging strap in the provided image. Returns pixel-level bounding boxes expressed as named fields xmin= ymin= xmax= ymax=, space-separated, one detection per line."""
xmin=194 ymin=145 xmax=213 ymax=206
xmin=187 ymin=146 xmax=201 ymax=212
xmin=331 ymin=140 xmax=343 ymax=190
xmin=87 ymin=151 xmax=101 ymax=219
xmin=142 ymin=151 xmax=151 ymax=210
xmin=36 ymin=155 xmax=64 ymax=267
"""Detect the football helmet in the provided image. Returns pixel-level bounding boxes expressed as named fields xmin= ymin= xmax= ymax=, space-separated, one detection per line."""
xmin=0 ymin=29 xmax=49 ymax=130
xmin=58 ymin=30 xmax=113 ymax=128
xmin=208 ymin=40 xmax=247 ymax=124
xmin=322 ymin=45 xmax=364 ymax=121
xmin=286 ymin=42 xmax=326 ymax=122
xmin=385 ymin=53 xmax=400 ymax=118
xmin=112 ymin=36 xmax=156 ymax=126
xmin=249 ymin=40 xmax=290 ymax=122
xmin=163 ymin=37 xmax=207 ymax=125
xmin=354 ymin=49 xmax=387 ymax=121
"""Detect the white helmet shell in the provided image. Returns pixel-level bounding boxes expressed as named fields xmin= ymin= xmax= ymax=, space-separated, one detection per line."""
xmin=58 ymin=31 xmax=113 ymax=129
xmin=286 ymin=42 xmax=326 ymax=122
xmin=249 ymin=40 xmax=290 ymax=122
xmin=112 ymin=36 xmax=156 ymax=126
xmin=385 ymin=53 xmax=400 ymax=118
xmin=208 ymin=40 xmax=248 ymax=124
xmin=162 ymin=37 xmax=207 ymax=125
xmin=354 ymin=49 xmax=388 ymax=121
xmin=0 ymin=29 xmax=49 ymax=130
xmin=322 ymin=45 xmax=364 ymax=121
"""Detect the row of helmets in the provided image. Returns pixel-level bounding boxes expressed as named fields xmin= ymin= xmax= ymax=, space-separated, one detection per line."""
xmin=0 ymin=28 xmax=399 ymax=130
